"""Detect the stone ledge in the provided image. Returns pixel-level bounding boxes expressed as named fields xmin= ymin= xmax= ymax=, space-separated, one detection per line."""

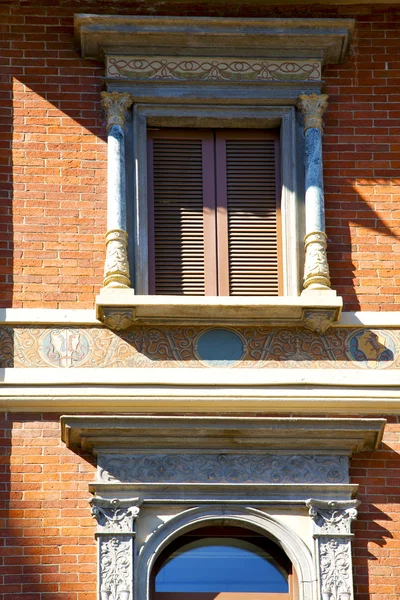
xmin=61 ymin=415 xmax=385 ymax=454
xmin=95 ymin=289 xmax=343 ymax=332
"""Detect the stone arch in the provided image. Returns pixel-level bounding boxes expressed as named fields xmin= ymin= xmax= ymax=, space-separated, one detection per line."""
xmin=135 ymin=505 xmax=316 ymax=600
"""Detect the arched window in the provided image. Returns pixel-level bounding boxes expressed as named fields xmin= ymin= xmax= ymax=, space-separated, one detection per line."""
xmin=152 ymin=526 xmax=296 ymax=600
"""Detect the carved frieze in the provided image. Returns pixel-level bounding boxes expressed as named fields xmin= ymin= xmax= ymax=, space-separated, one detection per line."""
xmin=97 ymin=453 xmax=349 ymax=485
xmin=107 ymin=56 xmax=322 ymax=82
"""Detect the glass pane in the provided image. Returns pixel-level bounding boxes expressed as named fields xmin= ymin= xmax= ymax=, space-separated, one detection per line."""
xmin=155 ymin=538 xmax=288 ymax=593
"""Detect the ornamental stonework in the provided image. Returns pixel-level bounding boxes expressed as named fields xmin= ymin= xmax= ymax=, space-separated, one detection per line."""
xmin=97 ymin=453 xmax=349 ymax=485
xmin=107 ymin=56 xmax=322 ymax=82
xmin=4 ymin=325 xmax=399 ymax=369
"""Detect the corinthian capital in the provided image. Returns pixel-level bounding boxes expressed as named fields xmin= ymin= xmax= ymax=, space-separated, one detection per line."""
xmin=298 ymin=93 xmax=329 ymax=132
xmin=101 ymin=91 xmax=133 ymax=132
xmin=307 ymin=499 xmax=360 ymax=535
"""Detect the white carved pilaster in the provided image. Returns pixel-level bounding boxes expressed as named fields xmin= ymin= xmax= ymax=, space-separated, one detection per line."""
xmin=101 ymin=91 xmax=133 ymax=289
xmin=307 ymin=499 xmax=360 ymax=600
xmin=90 ymin=497 xmax=142 ymax=600
xmin=298 ymin=94 xmax=333 ymax=294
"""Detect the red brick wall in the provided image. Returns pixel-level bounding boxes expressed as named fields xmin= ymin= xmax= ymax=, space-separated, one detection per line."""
xmin=0 ymin=414 xmax=96 ymax=599
xmin=1 ymin=2 xmax=399 ymax=310
xmin=0 ymin=413 xmax=397 ymax=599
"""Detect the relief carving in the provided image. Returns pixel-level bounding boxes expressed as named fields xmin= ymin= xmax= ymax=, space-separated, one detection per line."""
xmin=303 ymin=231 xmax=331 ymax=292
xmin=90 ymin=497 xmax=142 ymax=533
xmin=307 ymin=499 xmax=359 ymax=535
xmin=97 ymin=454 xmax=349 ymax=484
xmin=107 ymin=56 xmax=321 ymax=82
xmin=298 ymin=93 xmax=329 ymax=132
xmin=319 ymin=537 xmax=352 ymax=600
xmin=308 ymin=499 xmax=359 ymax=600
xmin=90 ymin=498 xmax=141 ymax=600
xmin=101 ymin=91 xmax=133 ymax=132
xmin=100 ymin=536 xmax=132 ymax=600
xmin=104 ymin=229 xmax=131 ymax=289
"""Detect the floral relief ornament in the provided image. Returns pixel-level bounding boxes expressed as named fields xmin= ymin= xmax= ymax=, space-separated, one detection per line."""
xmin=297 ymin=93 xmax=329 ymax=132
xmin=90 ymin=497 xmax=142 ymax=533
xmin=100 ymin=537 xmax=132 ymax=600
xmin=319 ymin=537 xmax=352 ymax=600
xmin=100 ymin=91 xmax=133 ymax=132
xmin=306 ymin=499 xmax=360 ymax=534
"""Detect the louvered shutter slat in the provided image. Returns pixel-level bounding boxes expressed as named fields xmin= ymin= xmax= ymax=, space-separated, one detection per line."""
xmin=150 ymin=137 xmax=206 ymax=295
xmin=223 ymin=136 xmax=280 ymax=296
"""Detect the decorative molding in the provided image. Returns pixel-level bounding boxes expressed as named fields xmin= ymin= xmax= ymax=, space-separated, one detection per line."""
xmin=99 ymin=309 xmax=135 ymax=331
xmin=307 ymin=500 xmax=359 ymax=600
xmin=319 ymin=537 xmax=352 ymax=600
xmin=307 ymin=499 xmax=359 ymax=535
xmin=303 ymin=231 xmax=331 ymax=292
xmin=302 ymin=309 xmax=337 ymax=334
xmin=100 ymin=91 xmax=132 ymax=132
xmin=107 ymin=56 xmax=322 ymax=82
xmin=100 ymin=536 xmax=132 ymax=600
xmin=104 ymin=229 xmax=131 ymax=289
xmin=97 ymin=453 xmax=349 ymax=484
xmin=61 ymin=416 xmax=385 ymax=455
xmin=6 ymin=325 xmax=399 ymax=370
xmin=298 ymin=93 xmax=329 ymax=132
xmin=75 ymin=16 xmax=354 ymax=67
xmin=90 ymin=497 xmax=141 ymax=600
xmin=90 ymin=497 xmax=142 ymax=533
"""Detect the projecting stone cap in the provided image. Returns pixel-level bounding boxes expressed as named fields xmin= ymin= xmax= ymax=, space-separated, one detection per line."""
xmin=74 ymin=15 xmax=354 ymax=65
xmin=95 ymin=289 xmax=343 ymax=331
xmin=61 ymin=415 xmax=385 ymax=455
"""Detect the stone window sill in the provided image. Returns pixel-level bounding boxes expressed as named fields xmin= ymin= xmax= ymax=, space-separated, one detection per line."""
xmin=95 ymin=287 xmax=342 ymax=332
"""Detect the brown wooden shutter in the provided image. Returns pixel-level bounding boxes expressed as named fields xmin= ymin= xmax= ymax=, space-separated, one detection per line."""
xmin=215 ymin=130 xmax=281 ymax=296
xmin=147 ymin=129 xmax=281 ymax=296
xmin=147 ymin=130 xmax=217 ymax=295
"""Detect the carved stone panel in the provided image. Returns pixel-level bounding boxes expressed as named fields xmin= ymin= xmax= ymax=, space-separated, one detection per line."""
xmin=307 ymin=499 xmax=359 ymax=600
xmin=97 ymin=453 xmax=349 ymax=485
xmin=91 ymin=498 xmax=141 ymax=600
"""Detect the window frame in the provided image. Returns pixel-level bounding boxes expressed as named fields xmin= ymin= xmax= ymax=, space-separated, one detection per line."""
xmin=130 ymin=104 xmax=304 ymax=297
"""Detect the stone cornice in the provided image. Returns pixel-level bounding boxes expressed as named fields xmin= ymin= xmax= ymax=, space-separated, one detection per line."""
xmin=60 ymin=415 xmax=385 ymax=454
xmin=74 ymin=15 xmax=354 ymax=66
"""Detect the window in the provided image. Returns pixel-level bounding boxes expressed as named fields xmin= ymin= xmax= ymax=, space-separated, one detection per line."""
xmin=153 ymin=526 xmax=294 ymax=600
xmin=147 ymin=129 xmax=281 ymax=297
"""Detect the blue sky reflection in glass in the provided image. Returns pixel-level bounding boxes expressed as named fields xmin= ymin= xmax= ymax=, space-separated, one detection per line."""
xmin=155 ymin=539 xmax=288 ymax=593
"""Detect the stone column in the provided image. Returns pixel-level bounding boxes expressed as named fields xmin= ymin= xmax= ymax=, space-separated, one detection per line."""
xmin=90 ymin=497 xmax=142 ymax=600
xmin=307 ymin=499 xmax=360 ymax=600
xmin=101 ymin=91 xmax=133 ymax=288
xmin=298 ymin=94 xmax=333 ymax=294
